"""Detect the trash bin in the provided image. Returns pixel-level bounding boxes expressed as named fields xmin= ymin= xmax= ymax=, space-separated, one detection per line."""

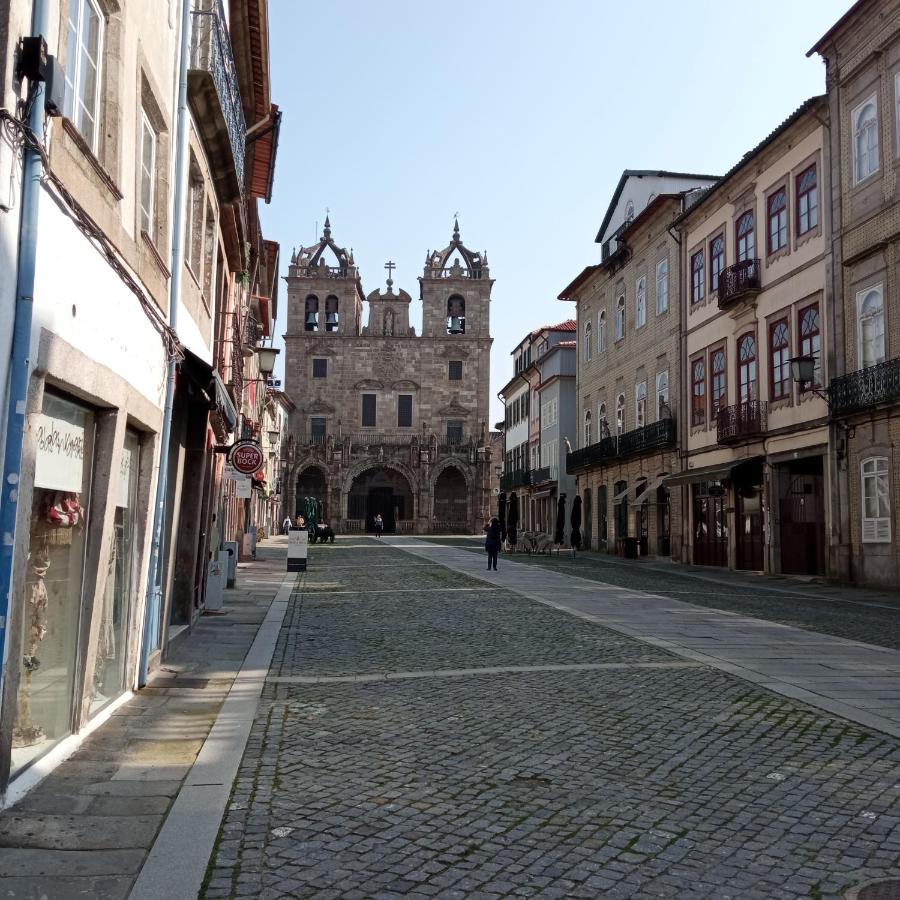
xmin=623 ymin=537 xmax=638 ymax=559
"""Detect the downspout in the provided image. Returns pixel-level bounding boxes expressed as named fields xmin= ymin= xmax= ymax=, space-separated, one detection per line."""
xmin=139 ymin=0 xmax=192 ymax=685
xmin=0 ymin=0 xmax=51 ymax=701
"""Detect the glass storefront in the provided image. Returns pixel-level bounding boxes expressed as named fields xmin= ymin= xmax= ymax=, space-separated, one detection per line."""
xmin=89 ymin=429 xmax=140 ymax=715
xmin=12 ymin=392 xmax=94 ymax=775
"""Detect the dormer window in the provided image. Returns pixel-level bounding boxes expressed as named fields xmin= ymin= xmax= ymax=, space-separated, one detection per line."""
xmin=305 ymin=295 xmax=319 ymax=331
xmin=447 ymin=295 xmax=466 ymax=334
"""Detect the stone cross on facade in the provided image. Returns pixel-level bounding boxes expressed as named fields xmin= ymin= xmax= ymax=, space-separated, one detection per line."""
xmin=384 ymin=260 xmax=395 ymax=291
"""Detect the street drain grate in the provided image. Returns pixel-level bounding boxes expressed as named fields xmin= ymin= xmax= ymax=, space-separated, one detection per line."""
xmin=847 ymin=878 xmax=900 ymax=900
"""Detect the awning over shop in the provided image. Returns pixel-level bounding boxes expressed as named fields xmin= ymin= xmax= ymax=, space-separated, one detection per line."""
xmin=612 ymin=485 xmax=630 ymax=505
xmin=531 ymin=488 xmax=554 ymax=499
xmin=180 ymin=350 xmax=237 ymax=435
xmin=635 ymin=473 xmax=668 ymax=504
xmin=662 ymin=456 xmax=763 ymax=487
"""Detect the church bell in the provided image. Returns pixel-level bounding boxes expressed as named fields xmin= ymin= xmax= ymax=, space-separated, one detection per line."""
xmin=305 ymin=312 xmax=318 ymax=329
xmin=448 ymin=316 xmax=464 ymax=334
xmin=325 ymin=311 xmax=338 ymax=330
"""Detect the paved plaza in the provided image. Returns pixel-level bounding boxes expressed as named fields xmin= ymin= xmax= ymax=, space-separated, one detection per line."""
xmin=201 ymin=539 xmax=900 ymax=900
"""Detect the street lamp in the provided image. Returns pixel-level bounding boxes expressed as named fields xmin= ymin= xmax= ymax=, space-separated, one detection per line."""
xmin=789 ymin=355 xmax=830 ymax=403
xmin=268 ymin=428 xmax=280 ymax=444
xmin=255 ymin=344 xmax=280 ymax=378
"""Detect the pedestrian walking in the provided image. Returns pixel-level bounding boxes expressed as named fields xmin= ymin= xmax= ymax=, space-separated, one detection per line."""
xmin=484 ymin=516 xmax=501 ymax=571
xmin=282 ymin=515 xmax=292 ymax=535
xmin=374 ymin=513 xmax=384 ymax=537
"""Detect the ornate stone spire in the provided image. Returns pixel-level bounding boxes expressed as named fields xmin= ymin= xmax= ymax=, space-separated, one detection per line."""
xmin=323 ymin=215 xmax=331 ymax=239
xmin=453 ymin=217 xmax=460 ymax=242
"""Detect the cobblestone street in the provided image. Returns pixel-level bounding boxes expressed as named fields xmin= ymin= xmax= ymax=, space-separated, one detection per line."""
xmin=203 ymin=539 xmax=900 ymax=899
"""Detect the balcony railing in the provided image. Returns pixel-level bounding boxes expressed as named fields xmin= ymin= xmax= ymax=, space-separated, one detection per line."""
xmin=530 ymin=466 xmax=553 ymax=485
xmin=566 ymin=418 xmax=677 ymax=473
xmin=500 ymin=469 xmax=531 ymax=491
xmin=718 ymin=259 xmax=761 ymax=309
xmin=189 ymin=0 xmax=246 ymax=199
xmin=830 ymin=357 xmax=900 ymax=416
xmin=717 ymin=400 xmax=767 ymax=443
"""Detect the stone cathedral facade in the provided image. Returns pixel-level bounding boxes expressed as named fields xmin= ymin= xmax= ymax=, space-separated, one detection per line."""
xmin=282 ymin=219 xmax=494 ymax=533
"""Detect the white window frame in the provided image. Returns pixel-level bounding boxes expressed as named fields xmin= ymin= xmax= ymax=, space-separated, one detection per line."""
xmin=140 ymin=111 xmax=156 ymax=236
xmin=656 ymin=370 xmax=669 ymax=419
xmin=635 ymin=275 xmax=646 ymax=329
xmin=598 ymin=310 xmax=606 ymax=352
xmin=615 ymin=392 xmax=626 ymax=435
xmin=861 ymin=457 xmax=891 ymax=543
xmin=584 ymin=410 xmax=592 ymax=447
xmin=598 ymin=402 xmax=607 ymax=437
xmin=64 ymin=0 xmax=105 ymax=152
xmin=656 ymin=258 xmax=668 ymax=314
xmin=615 ymin=295 xmax=625 ymax=341
xmin=584 ymin=321 xmax=593 ymax=362
xmin=852 ymin=94 xmax=879 ymax=185
xmin=635 ymin=381 xmax=647 ymax=429
xmin=857 ymin=284 xmax=885 ymax=369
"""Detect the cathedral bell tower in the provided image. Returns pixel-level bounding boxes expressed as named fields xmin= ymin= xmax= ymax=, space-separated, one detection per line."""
xmin=420 ymin=219 xmax=492 ymax=338
xmin=284 ymin=217 xmax=365 ymax=339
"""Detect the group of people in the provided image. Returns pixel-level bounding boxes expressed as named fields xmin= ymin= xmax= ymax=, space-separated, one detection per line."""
xmin=281 ymin=515 xmax=305 ymax=534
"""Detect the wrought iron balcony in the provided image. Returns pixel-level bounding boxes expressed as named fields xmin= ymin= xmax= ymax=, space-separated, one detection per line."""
xmin=718 ymin=259 xmax=761 ymax=310
xmin=188 ymin=0 xmax=246 ymax=202
xmin=830 ymin=357 xmax=900 ymax=416
xmin=500 ymin=469 xmax=531 ymax=491
xmin=529 ymin=466 xmax=553 ymax=485
xmin=566 ymin=418 xmax=677 ymax=473
xmin=717 ymin=400 xmax=767 ymax=443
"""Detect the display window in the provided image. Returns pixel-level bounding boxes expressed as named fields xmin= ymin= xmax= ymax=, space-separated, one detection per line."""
xmin=90 ymin=429 xmax=140 ymax=715
xmin=12 ymin=392 xmax=95 ymax=774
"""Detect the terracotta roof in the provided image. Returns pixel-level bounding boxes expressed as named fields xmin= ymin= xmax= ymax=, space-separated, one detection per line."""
xmin=529 ymin=318 xmax=576 ymax=338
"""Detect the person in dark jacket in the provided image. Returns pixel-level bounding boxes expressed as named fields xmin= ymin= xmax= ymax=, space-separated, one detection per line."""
xmin=484 ymin=517 xmax=501 ymax=571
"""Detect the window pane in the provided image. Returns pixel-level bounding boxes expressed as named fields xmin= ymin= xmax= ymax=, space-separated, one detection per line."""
xmin=449 ymin=360 xmax=462 ymax=380
xmin=362 ymin=394 xmax=376 ymax=427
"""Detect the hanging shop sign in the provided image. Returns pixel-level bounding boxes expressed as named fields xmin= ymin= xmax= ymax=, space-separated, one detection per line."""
xmin=234 ymin=477 xmax=252 ymax=499
xmin=34 ymin=413 xmax=86 ymax=491
xmin=228 ymin=440 xmax=264 ymax=475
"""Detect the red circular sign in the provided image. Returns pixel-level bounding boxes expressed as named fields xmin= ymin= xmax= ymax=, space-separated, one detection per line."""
xmin=230 ymin=440 xmax=264 ymax=475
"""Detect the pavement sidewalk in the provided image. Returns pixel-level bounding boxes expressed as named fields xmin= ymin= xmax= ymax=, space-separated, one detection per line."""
xmin=391 ymin=537 xmax=900 ymax=740
xmin=0 ymin=538 xmax=291 ymax=900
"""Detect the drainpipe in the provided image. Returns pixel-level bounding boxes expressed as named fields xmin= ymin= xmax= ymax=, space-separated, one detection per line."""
xmin=0 ymin=0 xmax=51 ymax=703
xmin=139 ymin=0 xmax=192 ymax=685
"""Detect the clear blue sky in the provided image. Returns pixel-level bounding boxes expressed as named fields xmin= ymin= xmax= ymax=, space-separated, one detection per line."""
xmin=261 ymin=0 xmax=853 ymax=427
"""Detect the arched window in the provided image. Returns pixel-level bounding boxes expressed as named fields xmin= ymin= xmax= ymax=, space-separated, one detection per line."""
xmin=799 ymin=304 xmax=821 ymax=389
xmin=738 ymin=333 xmax=757 ymax=403
xmin=598 ymin=310 xmax=606 ymax=352
xmin=615 ymin=393 xmax=626 ymax=435
xmin=304 ymin=295 xmax=319 ymax=332
xmin=615 ymin=295 xmax=625 ymax=341
xmin=447 ymin=295 xmax=466 ymax=334
xmin=325 ymin=295 xmax=339 ymax=332
xmin=584 ymin=321 xmax=593 ymax=362
xmin=736 ymin=211 xmax=755 ymax=262
xmin=584 ymin=409 xmax=592 ymax=447
xmin=858 ymin=286 xmax=885 ymax=368
xmin=711 ymin=348 xmax=727 ymax=416
xmin=710 ymin=234 xmax=725 ymax=291
xmin=656 ymin=370 xmax=669 ymax=419
xmin=854 ymin=98 xmax=879 ymax=183
xmin=770 ymin=319 xmax=790 ymax=400
xmin=691 ymin=357 xmax=706 ymax=426
xmin=598 ymin=402 xmax=607 ymax=436
xmin=636 ymin=381 xmax=647 ymax=428
xmin=861 ymin=457 xmax=891 ymax=543
xmin=635 ymin=276 xmax=646 ymax=328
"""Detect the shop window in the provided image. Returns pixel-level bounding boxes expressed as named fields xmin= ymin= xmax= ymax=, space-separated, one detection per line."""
xmin=13 ymin=392 xmax=96 ymax=775
xmin=91 ymin=429 xmax=141 ymax=715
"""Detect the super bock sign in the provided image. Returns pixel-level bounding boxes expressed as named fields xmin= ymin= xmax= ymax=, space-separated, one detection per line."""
xmin=228 ymin=440 xmax=264 ymax=475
